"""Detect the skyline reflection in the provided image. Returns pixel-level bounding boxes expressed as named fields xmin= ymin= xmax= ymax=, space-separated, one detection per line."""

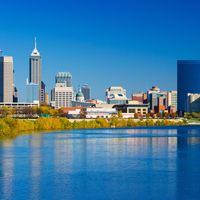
xmin=0 ymin=126 xmax=200 ymax=199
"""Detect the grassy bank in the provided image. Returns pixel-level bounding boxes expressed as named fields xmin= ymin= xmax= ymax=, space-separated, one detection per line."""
xmin=0 ymin=117 xmax=187 ymax=139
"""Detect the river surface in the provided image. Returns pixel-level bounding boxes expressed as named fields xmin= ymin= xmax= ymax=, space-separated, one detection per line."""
xmin=0 ymin=126 xmax=200 ymax=200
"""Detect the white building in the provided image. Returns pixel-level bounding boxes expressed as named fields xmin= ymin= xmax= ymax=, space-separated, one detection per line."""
xmin=0 ymin=56 xmax=14 ymax=103
xmin=167 ymin=91 xmax=177 ymax=112
xmin=106 ymin=86 xmax=127 ymax=104
xmin=86 ymin=107 xmax=117 ymax=119
xmin=52 ymin=83 xmax=74 ymax=109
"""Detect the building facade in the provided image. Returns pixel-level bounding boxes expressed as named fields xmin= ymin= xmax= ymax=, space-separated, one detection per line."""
xmin=113 ymin=104 xmax=149 ymax=118
xmin=52 ymin=83 xmax=74 ymax=109
xmin=167 ymin=91 xmax=177 ymax=113
xmin=187 ymin=93 xmax=200 ymax=113
xmin=0 ymin=56 xmax=14 ymax=102
xmin=81 ymin=84 xmax=90 ymax=100
xmin=40 ymin=81 xmax=46 ymax=104
xmin=86 ymin=108 xmax=117 ymax=119
xmin=76 ymin=88 xmax=85 ymax=102
xmin=177 ymin=60 xmax=200 ymax=114
xmin=106 ymin=86 xmax=127 ymax=104
xmin=26 ymin=82 xmax=39 ymax=103
xmin=55 ymin=72 xmax=72 ymax=87
xmin=131 ymin=92 xmax=144 ymax=104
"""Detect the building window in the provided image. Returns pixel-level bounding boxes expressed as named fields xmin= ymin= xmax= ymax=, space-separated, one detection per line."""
xmin=129 ymin=109 xmax=135 ymax=113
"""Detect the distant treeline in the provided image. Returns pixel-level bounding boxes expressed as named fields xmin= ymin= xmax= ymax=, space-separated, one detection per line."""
xmin=0 ymin=117 xmax=187 ymax=138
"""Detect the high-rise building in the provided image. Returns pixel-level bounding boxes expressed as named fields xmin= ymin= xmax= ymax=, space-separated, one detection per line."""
xmin=0 ymin=56 xmax=14 ymax=102
xmin=147 ymin=86 xmax=160 ymax=112
xmin=26 ymin=81 xmax=39 ymax=103
xmin=167 ymin=91 xmax=177 ymax=113
xmin=106 ymin=86 xmax=127 ymax=104
xmin=51 ymin=83 xmax=74 ymax=109
xmin=148 ymin=90 xmax=167 ymax=113
xmin=51 ymin=72 xmax=74 ymax=109
xmin=29 ymin=38 xmax=42 ymax=103
xmin=177 ymin=60 xmax=200 ymax=113
xmin=13 ymin=86 xmax=18 ymax=103
xmin=157 ymin=94 xmax=167 ymax=113
xmin=81 ymin=84 xmax=90 ymax=101
xmin=41 ymin=81 xmax=46 ymax=104
xmin=55 ymin=72 xmax=72 ymax=87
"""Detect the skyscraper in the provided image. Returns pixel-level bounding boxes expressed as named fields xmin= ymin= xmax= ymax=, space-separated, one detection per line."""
xmin=81 ymin=84 xmax=90 ymax=100
xmin=51 ymin=83 xmax=74 ymax=109
xmin=41 ymin=81 xmax=46 ymax=104
xmin=0 ymin=56 xmax=14 ymax=102
xmin=167 ymin=91 xmax=177 ymax=112
xmin=29 ymin=38 xmax=42 ymax=103
xmin=177 ymin=60 xmax=200 ymax=113
xmin=55 ymin=72 xmax=72 ymax=87
xmin=51 ymin=72 xmax=74 ymax=109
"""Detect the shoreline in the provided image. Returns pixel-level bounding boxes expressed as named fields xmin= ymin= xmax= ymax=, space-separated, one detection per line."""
xmin=0 ymin=117 xmax=188 ymax=139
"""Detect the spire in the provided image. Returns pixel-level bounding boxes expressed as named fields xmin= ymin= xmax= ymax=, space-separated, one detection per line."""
xmin=31 ymin=37 xmax=40 ymax=56
xmin=34 ymin=37 xmax=37 ymax=49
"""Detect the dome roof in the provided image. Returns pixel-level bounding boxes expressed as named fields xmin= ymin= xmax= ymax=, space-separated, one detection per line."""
xmin=76 ymin=87 xmax=84 ymax=98
xmin=76 ymin=91 xmax=84 ymax=98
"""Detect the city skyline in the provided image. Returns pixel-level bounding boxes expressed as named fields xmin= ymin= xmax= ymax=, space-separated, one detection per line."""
xmin=1 ymin=0 xmax=200 ymax=100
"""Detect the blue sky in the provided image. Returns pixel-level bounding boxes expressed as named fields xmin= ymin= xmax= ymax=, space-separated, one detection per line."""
xmin=1 ymin=0 xmax=200 ymax=100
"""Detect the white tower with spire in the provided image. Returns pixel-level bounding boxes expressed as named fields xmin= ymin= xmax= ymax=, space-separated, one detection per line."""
xmin=29 ymin=37 xmax=42 ymax=103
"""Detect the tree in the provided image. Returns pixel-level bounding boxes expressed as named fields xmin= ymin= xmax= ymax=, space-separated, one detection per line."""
xmin=118 ymin=111 xmax=123 ymax=118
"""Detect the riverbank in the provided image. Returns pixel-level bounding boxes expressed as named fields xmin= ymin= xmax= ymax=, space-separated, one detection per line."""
xmin=0 ymin=117 xmax=188 ymax=139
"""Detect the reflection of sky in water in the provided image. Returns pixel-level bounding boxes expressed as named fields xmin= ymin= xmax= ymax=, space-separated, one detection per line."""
xmin=0 ymin=126 xmax=200 ymax=199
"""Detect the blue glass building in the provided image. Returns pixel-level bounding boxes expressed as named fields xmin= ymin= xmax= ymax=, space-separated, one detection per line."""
xmin=177 ymin=60 xmax=200 ymax=113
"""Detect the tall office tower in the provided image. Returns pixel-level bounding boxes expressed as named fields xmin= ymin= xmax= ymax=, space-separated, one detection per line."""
xmin=167 ymin=91 xmax=177 ymax=113
xmin=81 ymin=84 xmax=90 ymax=100
xmin=26 ymin=80 xmax=39 ymax=103
xmin=13 ymin=86 xmax=18 ymax=102
xmin=51 ymin=83 xmax=74 ymax=109
xmin=51 ymin=72 xmax=74 ymax=109
xmin=147 ymin=86 xmax=160 ymax=112
xmin=29 ymin=38 xmax=42 ymax=103
xmin=106 ymin=86 xmax=127 ymax=104
xmin=0 ymin=56 xmax=14 ymax=102
xmin=177 ymin=60 xmax=200 ymax=114
xmin=40 ymin=81 xmax=46 ymax=104
xmin=55 ymin=72 xmax=72 ymax=87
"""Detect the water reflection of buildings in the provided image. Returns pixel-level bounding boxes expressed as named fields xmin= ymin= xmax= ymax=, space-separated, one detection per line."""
xmin=0 ymin=127 xmax=200 ymax=199
xmin=176 ymin=127 xmax=200 ymax=199
xmin=0 ymin=140 xmax=14 ymax=200
xmin=53 ymin=132 xmax=88 ymax=199
xmin=29 ymin=134 xmax=43 ymax=200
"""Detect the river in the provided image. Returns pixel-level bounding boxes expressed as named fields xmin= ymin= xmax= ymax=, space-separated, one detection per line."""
xmin=0 ymin=126 xmax=200 ymax=200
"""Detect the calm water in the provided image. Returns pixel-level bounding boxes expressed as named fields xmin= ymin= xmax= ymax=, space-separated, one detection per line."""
xmin=0 ymin=126 xmax=200 ymax=200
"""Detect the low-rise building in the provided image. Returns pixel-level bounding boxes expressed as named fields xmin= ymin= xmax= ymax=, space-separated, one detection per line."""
xmin=113 ymin=104 xmax=149 ymax=118
xmin=86 ymin=107 xmax=117 ymax=119
xmin=106 ymin=86 xmax=127 ymax=104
